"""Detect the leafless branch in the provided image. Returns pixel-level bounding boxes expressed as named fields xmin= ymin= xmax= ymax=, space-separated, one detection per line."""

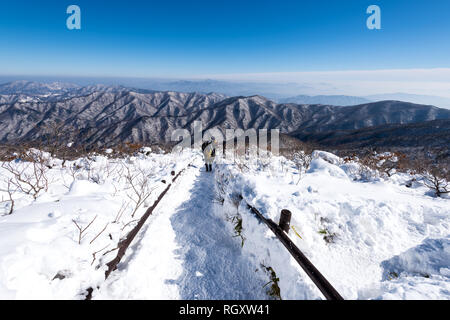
xmin=91 ymin=244 xmax=110 ymax=266
xmin=0 ymin=179 xmax=15 ymax=215
xmin=90 ymin=222 xmax=109 ymax=245
xmin=121 ymin=218 xmax=140 ymax=231
xmin=1 ymin=150 xmax=49 ymax=199
xmin=113 ymin=201 xmax=128 ymax=224
xmin=72 ymin=215 xmax=98 ymax=245
xmin=124 ymin=165 xmax=155 ymax=217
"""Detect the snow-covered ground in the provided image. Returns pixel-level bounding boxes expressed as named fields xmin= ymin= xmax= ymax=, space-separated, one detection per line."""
xmin=215 ymin=151 xmax=449 ymax=300
xmin=0 ymin=148 xmax=193 ymax=299
xmin=0 ymin=148 xmax=448 ymax=300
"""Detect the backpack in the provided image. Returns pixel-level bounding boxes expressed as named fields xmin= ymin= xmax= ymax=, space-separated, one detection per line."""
xmin=201 ymin=141 xmax=211 ymax=152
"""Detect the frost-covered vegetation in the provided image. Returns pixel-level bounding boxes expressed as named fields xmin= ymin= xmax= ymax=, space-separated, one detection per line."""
xmin=214 ymin=149 xmax=449 ymax=299
xmin=0 ymin=145 xmax=448 ymax=299
xmin=0 ymin=147 xmax=192 ymax=299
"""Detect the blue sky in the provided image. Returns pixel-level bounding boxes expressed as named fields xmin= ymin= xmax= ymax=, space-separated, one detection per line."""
xmin=0 ymin=0 xmax=449 ymax=78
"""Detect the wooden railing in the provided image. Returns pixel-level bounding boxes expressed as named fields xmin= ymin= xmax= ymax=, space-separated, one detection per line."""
xmin=245 ymin=203 xmax=344 ymax=300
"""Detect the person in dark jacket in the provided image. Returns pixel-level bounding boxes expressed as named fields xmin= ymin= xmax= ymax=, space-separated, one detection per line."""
xmin=202 ymin=137 xmax=216 ymax=172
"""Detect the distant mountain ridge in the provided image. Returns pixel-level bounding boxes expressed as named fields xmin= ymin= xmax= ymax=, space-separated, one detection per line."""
xmin=278 ymin=93 xmax=450 ymax=109
xmin=0 ymin=81 xmax=132 ymax=103
xmin=0 ymin=80 xmax=79 ymax=95
xmin=365 ymin=93 xmax=450 ymax=109
xmin=2 ymin=79 xmax=450 ymax=109
xmin=1 ymin=81 xmax=449 ymax=150
xmin=278 ymin=95 xmax=371 ymax=106
xmin=295 ymin=119 xmax=450 ymax=150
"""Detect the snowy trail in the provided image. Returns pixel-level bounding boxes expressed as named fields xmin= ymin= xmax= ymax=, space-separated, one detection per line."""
xmin=169 ymin=165 xmax=266 ymax=300
xmin=95 ymin=161 xmax=266 ymax=300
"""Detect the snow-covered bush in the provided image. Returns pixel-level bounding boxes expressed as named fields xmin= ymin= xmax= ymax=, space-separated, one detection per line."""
xmin=123 ymin=164 xmax=156 ymax=218
xmin=419 ymin=163 xmax=449 ymax=197
xmin=407 ymin=154 xmax=450 ymax=197
xmin=1 ymin=149 xmax=51 ymax=200
xmin=0 ymin=146 xmax=195 ymax=299
xmin=214 ymin=148 xmax=450 ymax=300
xmin=292 ymin=150 xmax=312 ymax=184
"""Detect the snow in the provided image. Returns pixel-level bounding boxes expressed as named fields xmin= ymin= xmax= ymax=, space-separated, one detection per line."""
xmin=215 ymin=152 xmax=449 ymax=300
xmin=68 ymin=179 xmax=102 ymax=196
xmin=95 ymin=160 xmax=267 ymax=299
xmin=0 ymin=148 xmax=448 ymax=300
xmin=166 ymin=167 xmax=267 ymax=299
xmin=381 ymin=236 xmax=450 ymax=278
xmin=0 ymin=149 xmax=193 ymax=299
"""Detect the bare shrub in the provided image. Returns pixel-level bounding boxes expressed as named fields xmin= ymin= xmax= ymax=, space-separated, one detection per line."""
xmin=421 ymin=164 xmax=449 ymax=197
xmin=233 ymin=155 xmax=250 ymax=173
xmin=41 ymin=121 xmax=70 ymax=157
xmin=124 ymin=165 xmax=155 ymax=218
xmin=66 ymin=162 xmax=83 ymax=186
xmin=410 ymin=154 xmax=449 ymax=197
xmin=1 ymin=150 xmax=50 ymax=199
xmin=375 ymin=152 xmax=409 ymax=177
xmin=0 ymin=144 xmax=30 ymax=162
xmin=292 ymin=150 xmax=313 ymax=184
xmin=72 ymin=215 xmax=97 ymax=245
xmin=114 ymin=142 xmax=144 ymax=157
xmin=0 ymin=147 xmax=10 ymax=162
xmin=75 ymin=155 xmax=107 ymax=185
xmin=0 ymin=179 xmax=16 ymax=215
xmin=113 ymin=201 xmax=129 ymax=224
xmin=91 ymin=244 xmax=110 ymax=266
xmin=37 ymin=121 xmax=86 ymax=166
xmin=282 ymin=142 xmax=314 ymax=183
xmin=356 ymin=150 xmax=402 ymax=181
xmin=90 ymin=222 xmax=109 ymax=245
xmin=342 ymin=149 xmax=411 ymax=180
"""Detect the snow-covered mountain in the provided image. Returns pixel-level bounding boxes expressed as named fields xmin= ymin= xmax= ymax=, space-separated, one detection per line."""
xmin=279 ymin=93 xmax=450 ymax=110
xmin=296 ymin=119 xmax=450 ymax=151
xmin=1 ymin=81 xmax=450 ymax=149
xmin=366 ymin=93 xmax=450 ymax=110
xmin=0 ymin=80 xmax=79 ymax=95
xmin=0 ymin=81 xmax=133 ymax=104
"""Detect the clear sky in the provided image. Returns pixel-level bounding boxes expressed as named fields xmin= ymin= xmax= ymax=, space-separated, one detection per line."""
xmin=0 ymin=0 xmax=449 ymax=78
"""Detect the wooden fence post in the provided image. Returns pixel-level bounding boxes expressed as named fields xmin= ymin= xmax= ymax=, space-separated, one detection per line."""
xmin=279 ymin=209 xmax=292 ymax=233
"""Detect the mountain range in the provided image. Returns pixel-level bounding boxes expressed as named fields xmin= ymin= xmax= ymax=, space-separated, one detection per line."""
xmin=2 ymin=78 xmax=450 ymax=109
xmin=0 ymin=81 xmax=449 ymax=151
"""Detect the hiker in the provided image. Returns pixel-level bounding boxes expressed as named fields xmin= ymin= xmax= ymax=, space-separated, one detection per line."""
xmin=202 ymin=137 xmax=216 ymax=172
